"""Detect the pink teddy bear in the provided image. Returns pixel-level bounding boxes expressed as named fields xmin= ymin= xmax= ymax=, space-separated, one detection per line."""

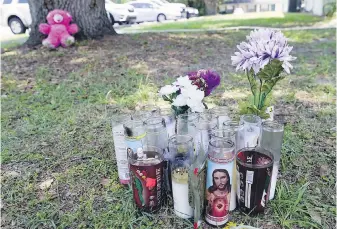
xmin=39 ymin=9 xmax=79 ymax=48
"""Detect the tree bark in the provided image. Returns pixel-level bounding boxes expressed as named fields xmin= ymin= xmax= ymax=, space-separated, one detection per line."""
xmin=25 ymin=0 xmax=116 ymax=47
xmin=203 ymin=0 xmax=217 ymax=15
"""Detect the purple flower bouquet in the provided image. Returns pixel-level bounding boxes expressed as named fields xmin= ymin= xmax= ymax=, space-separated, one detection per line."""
xmin=231 ymin=29 xmax=296 ymax=118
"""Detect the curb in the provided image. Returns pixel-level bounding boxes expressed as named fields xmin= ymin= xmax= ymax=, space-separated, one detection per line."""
xmin=117 ymin=25 xmax=336 ymax=34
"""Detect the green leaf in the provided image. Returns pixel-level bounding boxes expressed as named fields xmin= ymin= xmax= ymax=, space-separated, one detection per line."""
xmin=261 ymin=83 xmax=273 ymax=93
xmin=257 ymin=59 xmax=284 ymax=80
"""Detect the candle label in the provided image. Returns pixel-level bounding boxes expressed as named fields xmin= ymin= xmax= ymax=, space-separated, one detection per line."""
xmin=205 ymin=155 xmax=234 ymax=226
xmin=236 ymin=150 xmax=273 ymax=214
xmin=129 ymin=160 xmax=164 ymax=212
xmin=113 ymin=124 xmax=129 ymax=183
xmin=125 ymin=135 xmax=146 ymax=162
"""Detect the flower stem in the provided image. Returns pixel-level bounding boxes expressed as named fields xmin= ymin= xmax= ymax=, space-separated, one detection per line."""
xmin=258 ymin=79 xmax=263 ymax=110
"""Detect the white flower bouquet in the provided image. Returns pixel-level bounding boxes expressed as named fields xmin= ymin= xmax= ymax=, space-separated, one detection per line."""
xmin=231 ymin=29 xmax=296 ymax=118
xmin=159 ymin=69 xmax=221 ymax=117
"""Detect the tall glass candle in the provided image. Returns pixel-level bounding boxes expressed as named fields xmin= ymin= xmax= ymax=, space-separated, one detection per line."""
xmin=236 ymin=147 xmax=273 ymax=215
xmin=195 ymin=113 xmax=217 ymax=158
xmin=212 ymin=129 xmax=237 ymax=211
xmin=124 ymin=120 xmax=147 ymax=170
xmin=223 ymin=120 xmax=245 ymax=153
xmin=131 ymin=110 xmax=152 ymax=122
xmin=259 ymin=121 xmax=284 ymax=200
xmin=160 ymin=108 xmax=176 ymax=139
xmin=144 ymin=116 xmax=170 ymax=195
xmin=169 ymin=135 xmax=194 ymax=219
xmin=111 ymin=114 xmax=132 ymax=185
xmin=210 ymin=106 xmax=231 ymax=129
xmin=176 ymin=113 xmax=199 ymax=135
xmin=128 ymin=145 xmax=164 ymax=212
xmin=140 ymin=105 xmax=161 ymax=116
xmin=240 ymin=115 xmax=262 ymax=148
xmin=205 ymin=138 xmax=235 ymax=227
xmin=177 ymin=113 xmax=199 ymax=158
xmin=144 ymin=116 xmax=168 ymax=154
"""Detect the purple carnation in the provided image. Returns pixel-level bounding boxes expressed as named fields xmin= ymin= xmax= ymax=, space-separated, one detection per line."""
xmin=188 ymin=69 xmax=220 ymax=96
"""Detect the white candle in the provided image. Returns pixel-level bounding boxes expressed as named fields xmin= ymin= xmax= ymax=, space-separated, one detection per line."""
xmin=112 ymin=124 xmax=129 ymax=184
xmin=172 ymin=168 xmax=193 ymax=219
xmin=269 ymin=161 xmax=279 ymax=200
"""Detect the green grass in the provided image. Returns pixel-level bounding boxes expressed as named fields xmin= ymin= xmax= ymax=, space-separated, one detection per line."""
xmin=1 ymin=34 xmax=28 ymax=50
xmin=1 ymin=29 xmax=336 ymax=229
xmin=130 ymin=13 xmax=323 ymax=31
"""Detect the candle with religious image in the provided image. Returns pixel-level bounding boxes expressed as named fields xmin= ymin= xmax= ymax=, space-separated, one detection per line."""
xmin=214 ymin=127 xmax=239 ymax=212
xmin=128 ymin=145 xmax=164 ymax=212
xmin=205 ymin=138 xmax=235 ymax=227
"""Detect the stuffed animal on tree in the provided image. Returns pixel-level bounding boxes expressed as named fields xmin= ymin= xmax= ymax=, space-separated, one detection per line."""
xmin=39 ymin=9 xmax=79 ymax=48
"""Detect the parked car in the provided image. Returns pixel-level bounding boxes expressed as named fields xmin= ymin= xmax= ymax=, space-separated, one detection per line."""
xmin=186 ymin=6 xmax=198 ymax=18
xmin=105 ymin=0 xmax=137 ymax=25
xmin=150 ymin=0 xmax=198 ymax=18
xmin=0 ymin=0 xmax=31 ymax=34
xmin=127 ymin=0 xmax=182 ymax=22
xmin=149 ymin=0 xmax=186 ymax=18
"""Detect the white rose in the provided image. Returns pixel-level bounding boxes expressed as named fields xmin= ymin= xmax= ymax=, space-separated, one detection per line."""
xmin=172 ymin=94 xmax=187 ymax=107
xmin=159 ymin=85 xmax=179 ymax=96
xmin=173 ymin=76 xmax=192 ymax=88
xmin=189 ymin=102 xmax=205 ymax=113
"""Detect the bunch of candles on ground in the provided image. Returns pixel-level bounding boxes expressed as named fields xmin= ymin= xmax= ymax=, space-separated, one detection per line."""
xmin=110 ymin=106 xmax=284 ymax=228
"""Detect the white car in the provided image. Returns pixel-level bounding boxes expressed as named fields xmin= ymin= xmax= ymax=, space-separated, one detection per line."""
xmin=105 ymin=0 xmax=137 ymax=25
xmin=149 ymin=0 xmax=186 ymax=18
xmin=127 ymin=0 xmax=181 ymax=22
xmin=150 ymin=0 xmax=198 ymax=19
xmin=186 ymin=7 xmax=198 ymax=18
xmin=0 ymin=0 xmax=31 ymax=34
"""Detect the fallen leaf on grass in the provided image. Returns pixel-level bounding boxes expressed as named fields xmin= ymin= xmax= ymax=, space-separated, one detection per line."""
xmin=100 ymin=178 xmax=111 ymax=187
xmin=39 ymin=178 xmax=54 ymax=190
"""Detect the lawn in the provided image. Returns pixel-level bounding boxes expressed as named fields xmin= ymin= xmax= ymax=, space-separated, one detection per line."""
xmin=1 ymin=28 xmax=336 ymax=229
xmin=125 ymin=13 xmax=324 ymax=31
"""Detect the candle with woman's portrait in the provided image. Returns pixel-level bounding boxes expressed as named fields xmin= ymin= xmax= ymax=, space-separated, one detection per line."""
xmin=205 ymin=139 xmax=235 ymax=227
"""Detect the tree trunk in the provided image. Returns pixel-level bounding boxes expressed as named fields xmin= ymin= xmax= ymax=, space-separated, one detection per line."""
xmin=203 ymin=0 xmax=217 ymax=15
xmin=25 ymin=0 xmax=116 ymax=47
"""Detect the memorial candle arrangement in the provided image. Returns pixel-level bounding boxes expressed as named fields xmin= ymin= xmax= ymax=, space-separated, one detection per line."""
xmin=109 ymin=109 xmax=285 ymax=227
xmin=107 ymin=34 xmax=295 ymax=225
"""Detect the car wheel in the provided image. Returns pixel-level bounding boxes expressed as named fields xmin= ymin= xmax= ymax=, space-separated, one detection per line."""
xmin=9 ymin=17 xmax=26 ymax=34
xmin=157 ymin=14 xmax=166 ymax=22
xmin=109 ymin=14 xmax=116 ymax=25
